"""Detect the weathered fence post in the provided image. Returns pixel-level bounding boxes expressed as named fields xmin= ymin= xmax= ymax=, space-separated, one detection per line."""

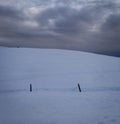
xmin=30 ymin=84 xmax=32 ymax=92
xmin=78 ymin=83 xmax=81 ymax=92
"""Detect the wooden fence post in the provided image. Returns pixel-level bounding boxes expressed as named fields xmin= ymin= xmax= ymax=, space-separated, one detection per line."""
xmin=78 ymin=83 xmax=81 ymax=92
xmin=30 ymin=84 xmax=32 ymax=92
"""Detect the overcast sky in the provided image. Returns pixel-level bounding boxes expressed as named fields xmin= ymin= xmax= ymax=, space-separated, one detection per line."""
xmin=0 ymin=0 xmax=120 ymax=56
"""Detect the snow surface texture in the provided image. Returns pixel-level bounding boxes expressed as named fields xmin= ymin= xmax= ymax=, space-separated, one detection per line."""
xmin=0 ymin=47 xmax=120 ymax=124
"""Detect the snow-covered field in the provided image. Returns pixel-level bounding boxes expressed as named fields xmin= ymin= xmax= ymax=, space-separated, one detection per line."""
xmin=0 ymin=47 xmax=120 ymax=124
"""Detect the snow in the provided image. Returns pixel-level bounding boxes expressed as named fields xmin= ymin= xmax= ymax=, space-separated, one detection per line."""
xmin=0 ymin=47 xmax=120 ymax=124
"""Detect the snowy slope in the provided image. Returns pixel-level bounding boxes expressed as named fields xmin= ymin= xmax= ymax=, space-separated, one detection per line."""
xmin=0 ymin=47 xmax=120 ymax=124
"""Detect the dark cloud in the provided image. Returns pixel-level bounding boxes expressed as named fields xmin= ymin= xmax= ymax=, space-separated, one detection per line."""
xmin=0 ymin=1 xmax=120 ymax=57
xmin=101 ymin=14 xmax=120 ymax=32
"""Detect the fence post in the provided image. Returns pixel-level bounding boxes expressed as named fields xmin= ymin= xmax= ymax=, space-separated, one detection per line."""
xmin=30 ymin=84 xmax=32 ymax=92
xmin=78 ymin=83 xmax=81 ymax=92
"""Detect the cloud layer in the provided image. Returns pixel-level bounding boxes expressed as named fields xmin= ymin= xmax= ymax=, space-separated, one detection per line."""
xmin=0 ymin=0 xmax=120 ymax=56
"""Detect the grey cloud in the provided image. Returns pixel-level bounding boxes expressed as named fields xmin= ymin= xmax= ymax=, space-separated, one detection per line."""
xmin=97 ymin=14 xmax=120 ymax=55
xmin=0 ymin=1 xmax=120 ymax=57
xmin=53 ymin=7 xmax=100 ymax=35
xmin=0 ymin=5 xmax=24 ymax=32
xmin=101 ymin=14 xmax=120 ymax=32
xmin=0 ymin=5 xmax=21 ymax=19
xmin=35 ymin=6 xmax=75 ymax=30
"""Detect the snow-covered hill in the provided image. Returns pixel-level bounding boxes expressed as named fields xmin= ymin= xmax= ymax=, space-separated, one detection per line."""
xmin=0 ymin=47 xmax=120 ymax=124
